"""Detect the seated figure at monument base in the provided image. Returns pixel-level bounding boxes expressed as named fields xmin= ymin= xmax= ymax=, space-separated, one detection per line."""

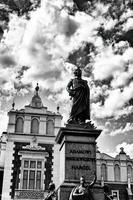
xmin=69 ymin=174 xmax=96 ymax=200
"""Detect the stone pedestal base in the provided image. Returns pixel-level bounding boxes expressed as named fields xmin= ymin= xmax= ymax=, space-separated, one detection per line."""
xmin=56 ymin=124 xmax=101 ymax=183
xmin=56 ymin=123 xmax=104 ymax=200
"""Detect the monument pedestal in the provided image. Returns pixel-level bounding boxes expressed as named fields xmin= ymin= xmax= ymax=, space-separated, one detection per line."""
xmin=56 ymin=123 xmax=105 ymax=200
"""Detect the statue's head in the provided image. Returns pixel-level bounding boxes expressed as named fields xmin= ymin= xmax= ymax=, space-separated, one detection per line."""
xmin=48 ymin=182 xmax=55 ymax=191
xmin=73 ymin=67 xmax=82 ymax=78
xmin=80 ymin=176 xmax=85 ymax=185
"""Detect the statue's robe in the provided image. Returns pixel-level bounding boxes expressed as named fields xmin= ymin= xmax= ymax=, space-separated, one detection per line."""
xmin=67 ymin=78 xmax=90 ymax=122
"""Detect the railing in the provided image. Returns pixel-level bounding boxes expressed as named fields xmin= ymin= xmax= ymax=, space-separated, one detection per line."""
xmin=14 ymin=189 xmax=45 ymax=199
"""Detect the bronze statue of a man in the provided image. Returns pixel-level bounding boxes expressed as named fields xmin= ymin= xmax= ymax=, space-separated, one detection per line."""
xmin=69 ymin=175 xmax=96 ymax=200
xmin=67 ymin=67 xmax=90 ymax=124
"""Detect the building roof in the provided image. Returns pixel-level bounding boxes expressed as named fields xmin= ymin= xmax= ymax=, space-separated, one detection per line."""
xmin=8 ymin=83 xmax=62 ymax=118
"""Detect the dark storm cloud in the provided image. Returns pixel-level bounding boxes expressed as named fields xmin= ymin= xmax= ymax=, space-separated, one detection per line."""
xmin=0 ymin=78 xmax=7 ymax=85
xmin=0 ymin=55 xmax=16 ymax=67
xmin=16 ymin=66 xmax=30 ymax=80
xmin=119 ymin=30 xmax=133 ymax=47
xmin=67 ymin=42 xmax=96 ymax=69
xmin=61 ymin=16 xmax=79 ymax=37
xmin=14 ymin=81 xmax=32 ymax=92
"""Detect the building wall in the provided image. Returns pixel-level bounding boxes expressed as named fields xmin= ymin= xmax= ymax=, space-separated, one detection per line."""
xmin=7 ymin=112 xmax=59 ymax=136
xmin=0 ymin=89 xmax=62 ymax=200
xmin=52 ymin=143 xmax=60 ymax=188
xmin=96 ymin=150 xmax=133 ymax=200
xmin=2 ymin=141 xmax=14 ymax=200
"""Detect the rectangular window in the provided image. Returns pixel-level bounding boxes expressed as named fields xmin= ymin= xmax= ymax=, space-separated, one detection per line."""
xmin=37 ymin=161 xmax=42 ymax=169
xmin=22 ymin=170 xmax=28 ymax=189
xmin=30 ymin=161 xmax=36 ymax=168
xmin=22 ymin=159 xmax=43 ymax=190
xmin=36 ymin=171 xmax=41 ymax=189
xmin=24 ymin=160 xmax=29 ymax=168
xmin=112 ymin=190 xmax=119 ymax=200
xmin=29 ymin=170 xmax=35 ymax=189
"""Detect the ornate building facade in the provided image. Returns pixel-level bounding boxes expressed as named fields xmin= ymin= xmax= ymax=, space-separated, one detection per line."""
xmin=97 ymin=148 xmax=133 ymax=200
xmin=0 ymin=85 xmax=133 ymax=200
xmin=0 ymin=85 xmax=62 ymax=200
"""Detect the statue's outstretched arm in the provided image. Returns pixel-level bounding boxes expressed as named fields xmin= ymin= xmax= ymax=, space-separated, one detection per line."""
xmin=69 ymin=187 xmax=76 ymax=200
xmin=89 ymin=172 xmax=97 ymax=187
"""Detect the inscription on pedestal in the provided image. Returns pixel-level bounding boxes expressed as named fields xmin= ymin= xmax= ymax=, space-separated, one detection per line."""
xmin=65 ymin=143 xmax=96 ymax=181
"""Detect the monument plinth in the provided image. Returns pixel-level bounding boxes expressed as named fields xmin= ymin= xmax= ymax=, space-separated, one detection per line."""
xmin=56 ymin=67 xmax=105 ymax=200
xmin=56 ymin=123 xmax=104 ymax=200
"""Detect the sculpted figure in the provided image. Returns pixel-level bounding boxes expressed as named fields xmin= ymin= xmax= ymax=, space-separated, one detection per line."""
xmin=67 ymin=67 xmax=90 ymax=124
xmin=69 ymin=174 xmax=96 ymax=200
xmin=45 ymin=183 xmax=57 ymax=200
xmin=104 ymin=185 xmax=113 ymax=200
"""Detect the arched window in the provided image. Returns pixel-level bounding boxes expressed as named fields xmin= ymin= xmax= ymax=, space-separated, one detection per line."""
xmin=127 ymin=165 xmax=133 ymax=182
xmin=31 ymin=118 xmax=39 ymax=134
xmin=46 ymin=120 xmax=54 ymax=135
xmin=15 ymin=117 xmax=24 ymax=133
xmin=114 ymin=164 xmax=120 ymax=181
xmin=101 ymin=163 xmax=107 ymax=181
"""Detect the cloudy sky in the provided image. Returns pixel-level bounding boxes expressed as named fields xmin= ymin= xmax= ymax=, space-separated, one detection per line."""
xmin=1 ymin=0 xmax=133 ymax=157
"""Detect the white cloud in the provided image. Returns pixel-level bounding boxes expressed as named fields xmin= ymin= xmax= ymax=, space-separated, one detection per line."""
xmin=121 ymin=9 xmax=133 ymax=21
xmin=110 ymin=123 xmax=133 ymax=136
xmin=114 ymin=106 xmax=133 ymax=120
xmin=123 ymin=47 xmax=133 ymax=62
xmin=104 ymin=84 xmax=133 ymax=112
xmin=93 ymin=47 xmax=125 ymax=80
xmin=92 ymin=2 xmax=109 ymax=18
xmin=123 ymin=17 xmax=133 ymax=32
xmin=111 ymin=66 xmax=133 ymax=88
xmin=0 ymin=0 xmax=107 ymax=105
xmin=0 ymin=1 xmax=80 ymax=95
xmin=104 ymin=19 xmax=117 ymax=31
xmin=91 ymin=75 xmax=133 ymax=120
